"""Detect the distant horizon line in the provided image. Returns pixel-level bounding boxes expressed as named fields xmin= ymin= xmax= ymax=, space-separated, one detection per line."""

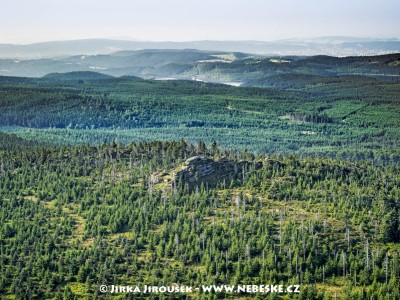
xmin=1 ymin=36 xmax=400 ymax=46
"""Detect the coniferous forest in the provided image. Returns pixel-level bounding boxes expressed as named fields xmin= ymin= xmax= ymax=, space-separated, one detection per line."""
xmin=0 ymin=54 xmax=400 ymax=299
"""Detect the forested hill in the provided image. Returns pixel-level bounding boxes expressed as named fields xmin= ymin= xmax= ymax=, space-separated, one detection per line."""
xmin=0 ymin=50 xmax=399 ymax=83
xmin=0 ymin=72 xmax=399 ymax=162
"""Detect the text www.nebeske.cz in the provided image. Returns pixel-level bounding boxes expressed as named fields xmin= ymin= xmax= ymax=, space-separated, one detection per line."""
xmin=101 ymin=284 xmax=300 ymax=294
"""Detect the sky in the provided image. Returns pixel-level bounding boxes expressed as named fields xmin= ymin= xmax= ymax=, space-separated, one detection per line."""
xmin=1 ymin=0 xmax=399 ymax=44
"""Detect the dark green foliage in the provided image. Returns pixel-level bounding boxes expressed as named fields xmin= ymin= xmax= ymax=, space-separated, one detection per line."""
xmin=0 ymin=138 xmax=399 ymax=299
xmin=0 ymin=131 xmax=40 ymax=150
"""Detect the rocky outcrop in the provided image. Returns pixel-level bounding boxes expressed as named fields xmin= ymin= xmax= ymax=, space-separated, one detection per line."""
xmin=175 ymin=156 xmax=262 ymax=190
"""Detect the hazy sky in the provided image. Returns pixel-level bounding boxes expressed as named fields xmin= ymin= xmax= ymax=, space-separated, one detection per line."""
xmin=1 ymin=0 xmax=399 ymax=44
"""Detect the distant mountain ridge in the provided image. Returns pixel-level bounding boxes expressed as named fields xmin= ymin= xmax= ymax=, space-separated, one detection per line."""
xmin=0 ymin=37 xmax=399 ymax=59
xmin=1 ymin=50 xmax=399 ymax=87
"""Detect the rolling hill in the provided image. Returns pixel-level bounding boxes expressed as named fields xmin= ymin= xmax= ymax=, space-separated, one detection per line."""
xmin=0 ymin=67 xmax=399 ymax=162
xmin=0 ymin=51 xmax=399 ymax=86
